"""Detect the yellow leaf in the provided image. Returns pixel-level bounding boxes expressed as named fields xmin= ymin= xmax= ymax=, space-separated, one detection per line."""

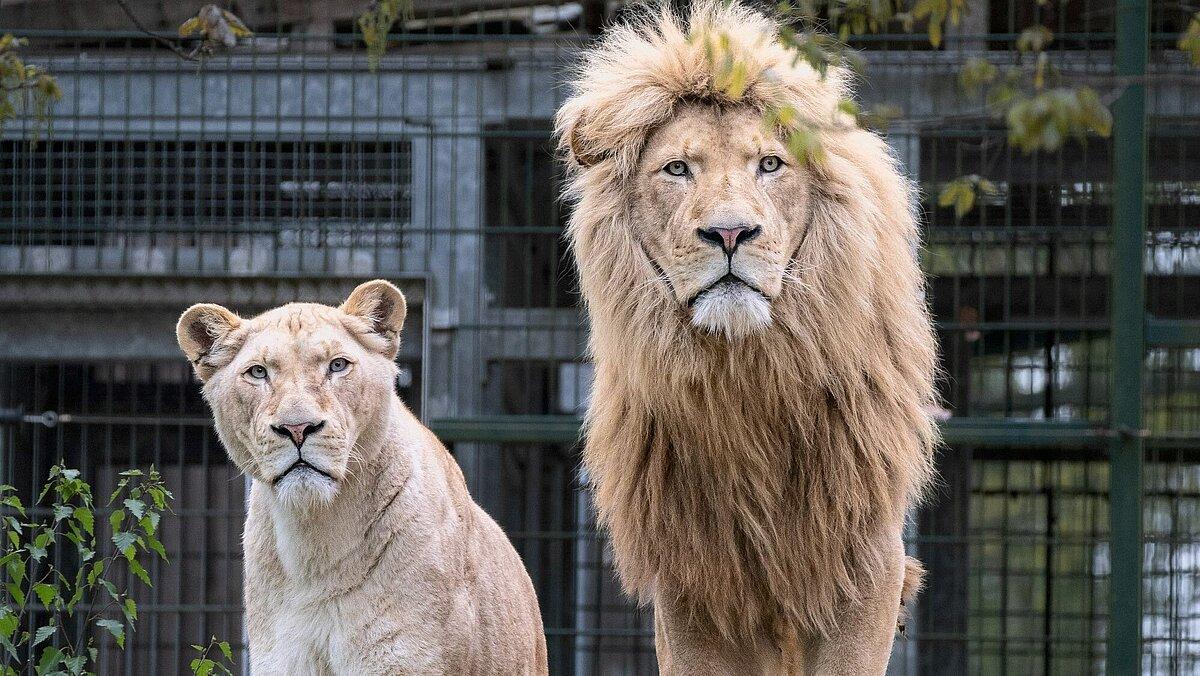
xmin=178 ymin=17 xmax=203 ymax=38
xmin=928 ymin=21 xmax=942 ymax=49
xmin=725 ymin=61 xmax=749 ymax=99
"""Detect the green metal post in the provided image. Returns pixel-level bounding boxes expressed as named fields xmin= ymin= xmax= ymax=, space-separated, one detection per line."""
xmin=1109 ymin=0 xmax=1148 ymax=671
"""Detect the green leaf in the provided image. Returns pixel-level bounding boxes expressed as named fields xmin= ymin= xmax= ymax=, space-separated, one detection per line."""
xmin=218 ymin=641 xmax=232 ymax=661
xmin=111 ymin=531 xmax=138 ymax=558
xmin=65 ymin=579 xmax=84 ymax=614
xmin=109 ymin=511 xmax=125 ymax=531
xmin=31 ymin=624 xmax=55 ymax=648
xmin=122 ymin=598 xmax=137 ymax=623
xmin=6 ymin=556 xmax=24 ymax=587
xmin=33 ymin=583 xmax=57 ymax=609
xmin=139 ymin=512 xmax=160 ymax=536
xmin=191 ymin=658 xmax=215 ymax=676
xmin=0 ymin=496 xmax=24 ymax=516
xmin=147 ymin=537 xmax=168 ymax=562
xmin=73 ymin=508 xmax=93 ymax=536
xmin=98 ymin=579 xmax=119 ymax=602
xmin=28 ymin=531 xmax=49 ymax=561
xmin=96 ymin=619 xmax=124 ymax=649
xmin=37 ymin=645 xmax=61 ymax=673
xmin=147 ymin=487 xmax=168 ymax=511
xmin=86 ymin=560 xmax=105 ymax=587
xmin=0 ymin=608 xmax=17 ymax=639
xmin=62 ymin=653 xmax=86 ymax=675
xmin=128 ymin=558 xmax=152 ymax=588
xmin=4 ymin=584 xmax=24 ymax=609
xmin=123 ymin=500 xmax=145 ymax=521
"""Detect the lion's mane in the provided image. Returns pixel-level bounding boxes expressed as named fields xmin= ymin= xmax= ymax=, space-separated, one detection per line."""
xmin=556 ymin=1 xmax=939 ymax=642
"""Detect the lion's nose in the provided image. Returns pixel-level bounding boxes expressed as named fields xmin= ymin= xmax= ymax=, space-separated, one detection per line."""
xmin=697 ymin=224 xmax=761 ymax=256
xmin=271 ymin=421 xmax=325 ymax=449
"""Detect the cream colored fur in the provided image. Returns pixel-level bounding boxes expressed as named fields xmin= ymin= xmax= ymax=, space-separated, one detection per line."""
xmin=555 ymin=2 xmax=938 ymax=674
xmin=176 ymin=281 xmax=547 ymax=675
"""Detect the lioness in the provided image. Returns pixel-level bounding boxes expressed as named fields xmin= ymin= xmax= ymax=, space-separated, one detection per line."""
xmin=556 ymin=2 xmax=937 ymax=674
xmin=176 ymin=280 xmax=547 ymax=675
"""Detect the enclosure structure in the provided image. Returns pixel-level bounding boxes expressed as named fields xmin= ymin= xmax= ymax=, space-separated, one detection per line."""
xmin=0 ymin=0 xmax=1198 ymax=673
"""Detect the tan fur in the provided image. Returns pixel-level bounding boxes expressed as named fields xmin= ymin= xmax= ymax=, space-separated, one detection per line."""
xmin=555 ymin=2 xmax=938 ymax=672
xmin=177 ymin=281 xmax=547 ymax=675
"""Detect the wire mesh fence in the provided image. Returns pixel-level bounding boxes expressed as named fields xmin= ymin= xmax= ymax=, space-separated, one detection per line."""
xmin=1 ymin=0 xmax=1198 ymax=673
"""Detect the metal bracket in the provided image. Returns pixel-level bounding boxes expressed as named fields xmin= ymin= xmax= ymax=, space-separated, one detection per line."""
xmin=0 ymin=408 xmax=59 ymax=428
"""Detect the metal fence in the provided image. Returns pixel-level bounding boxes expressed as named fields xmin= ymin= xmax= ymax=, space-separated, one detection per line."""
xmin=1 ymin=0 xmax=1198 ymax=673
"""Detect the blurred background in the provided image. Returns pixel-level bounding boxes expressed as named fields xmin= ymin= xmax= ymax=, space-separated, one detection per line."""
xmin=0 ymin=0 xmax=1198 ymax=673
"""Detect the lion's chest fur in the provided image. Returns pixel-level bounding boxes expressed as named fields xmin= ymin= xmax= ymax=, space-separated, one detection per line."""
xmin=584 ymin=365 xmax=919 ymax=642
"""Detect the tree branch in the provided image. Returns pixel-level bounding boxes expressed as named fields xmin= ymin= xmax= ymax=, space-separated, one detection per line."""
xmin=111 ymin=0 xmax=203 ymax=62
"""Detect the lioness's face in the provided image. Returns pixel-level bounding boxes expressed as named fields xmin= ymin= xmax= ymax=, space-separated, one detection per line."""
xmin=177 ymin=281 xmax=406 ymax=510
xmin=631 ymin=104 xmax=810 ymax=339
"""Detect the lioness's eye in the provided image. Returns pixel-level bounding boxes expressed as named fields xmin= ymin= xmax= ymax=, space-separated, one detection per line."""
xmin=759 ymin=155 xmax=783 ymax=173
xmin=663 ymin=160 xmax=689 ymax=177
xmin=329 ymin=358 xmax=349 ymax=373
xmin=247 ymin=365 xmax=268 ymax=380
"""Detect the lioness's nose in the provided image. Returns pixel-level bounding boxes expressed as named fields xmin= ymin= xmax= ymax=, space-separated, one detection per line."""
xmin=697 ymin=224 xmax=761 ymax=256
xmin=271 ymin=421 xmax=325 ymax=449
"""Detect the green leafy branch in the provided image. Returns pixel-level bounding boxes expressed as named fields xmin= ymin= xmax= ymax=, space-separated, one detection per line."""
xmin=699 ymin=1 xmax=1168 ymax=217
xmin=0 ymin=466 xmax=173 ymax=675
xmin=937 ymin=174 xmax=997 ymax=217
xmin=960 ymin=27 xmax=1112 ymax=151
xmin=358 ymin=0 xmax=416 ymax=71
xmin=189 ymin=636 xmax=235 ymax=676
xmin=0 ymin=34 xmax=61 ymax=138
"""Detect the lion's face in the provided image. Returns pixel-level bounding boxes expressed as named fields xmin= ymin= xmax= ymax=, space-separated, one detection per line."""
xmin=177 ymin=281 xmax=406 ymax=510
xmin=630 ymin=103 xmax=811 ymax=339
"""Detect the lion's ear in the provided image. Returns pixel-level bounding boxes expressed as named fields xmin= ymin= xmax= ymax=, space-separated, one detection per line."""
xmin=176 ymin=303 xmax=241 ymax=382
xmin=341 ymin=280 xmax=407 ymax=358
xmin=559 ymin=110 xmax=608 ymax=168
xmin=568 ymin=120 xmax=606 ymax=168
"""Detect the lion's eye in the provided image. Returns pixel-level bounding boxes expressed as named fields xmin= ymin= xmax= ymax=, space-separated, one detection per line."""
xmin=329 ymin=358 xmax=349 ymax=373
xmin=247 ymin=365 xmax=268 ymax=380
xmin=759 ymin=155 xmax=783 ymax=173
xmin=663 ymin=160 xmax=689 ymax=177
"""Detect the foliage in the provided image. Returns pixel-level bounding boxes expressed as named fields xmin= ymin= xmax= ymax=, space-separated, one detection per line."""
xmin=177 ymin=5 xmax=254 ymax=56
xmin=907 ymin=0 xmax=968 ymax=49
xmin=0 ymin=466 xmax=172 ymax=675
xmin=189 ymin=636 xmax=235 ymax=676
xmin=358 ymin=0 xmax=415 ymax=71
xmin=937 ymin=174 xmax=997 ymax=218
xmin=959 ymin=25 xmax=1112 ymax=153
xmin=693 ymin=0 xmax=1185 ymax=214
xmin=0 ymin=34 xmax=61 ymax=137
xmin=1181 ymin=12 xmax=1200 ymax=66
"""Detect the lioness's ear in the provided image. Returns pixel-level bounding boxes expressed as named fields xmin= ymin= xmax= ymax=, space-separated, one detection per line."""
xmin=341 ymin=280 xmax=407 ymax=357
xmin=176 ymin=303 xmax=241 ymax=382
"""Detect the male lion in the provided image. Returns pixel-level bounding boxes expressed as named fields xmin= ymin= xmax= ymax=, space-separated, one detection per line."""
xmin=176 ymin=281 xmax=547 ymax=675
xmin=555 ymin=2 xmax=938 ymax=673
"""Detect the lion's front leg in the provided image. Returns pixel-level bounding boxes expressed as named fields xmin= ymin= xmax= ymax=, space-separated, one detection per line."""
xmin=653 ymin=593 xmax=784 ymax=675
xmin=804 ymin=540 xmax=907 ymax=675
